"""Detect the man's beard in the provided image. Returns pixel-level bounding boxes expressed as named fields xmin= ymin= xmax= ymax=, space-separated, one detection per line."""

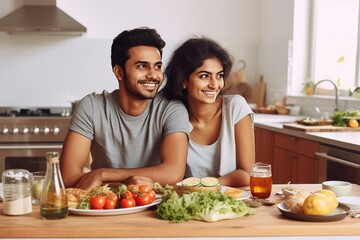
xmin=123 ymin=76 xmax=161 ymax=100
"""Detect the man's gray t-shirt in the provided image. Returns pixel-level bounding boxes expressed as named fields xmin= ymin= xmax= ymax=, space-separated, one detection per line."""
xmin=69 ymin=89 xmax=189 ymax=169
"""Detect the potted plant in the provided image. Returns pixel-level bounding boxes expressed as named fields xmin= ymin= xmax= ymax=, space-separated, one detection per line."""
xmin=303 ymin=79 xmax=315 ymax=95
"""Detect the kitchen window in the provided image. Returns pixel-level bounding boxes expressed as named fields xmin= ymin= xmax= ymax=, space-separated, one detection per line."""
xmin=290 ymin=0 xmax=360 ymax=97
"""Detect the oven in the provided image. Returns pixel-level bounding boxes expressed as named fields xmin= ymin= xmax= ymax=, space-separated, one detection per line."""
xmin=315 ymin=145 xmax=360 ymax=184
xmin=0 ymin=108 xmax=71 ymax=175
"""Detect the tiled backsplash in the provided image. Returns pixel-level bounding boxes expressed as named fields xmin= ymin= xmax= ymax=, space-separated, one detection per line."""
xmin=286 ymin=95 xmax=360 ymax=117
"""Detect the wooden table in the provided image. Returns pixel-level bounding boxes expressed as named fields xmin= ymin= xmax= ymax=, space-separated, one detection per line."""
xmin=0 ymin=184 xmax=359 ymax=238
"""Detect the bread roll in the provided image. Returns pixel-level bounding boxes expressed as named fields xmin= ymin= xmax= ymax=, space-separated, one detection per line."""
xmin=224 ymin=187 xmax=243 ymax=198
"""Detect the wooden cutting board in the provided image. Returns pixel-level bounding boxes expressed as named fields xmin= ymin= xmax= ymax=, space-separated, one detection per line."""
xmin=283 ymin=123 xmax=360 ymax=132
xmin=249 ymin=75 xmax=266 ymax=107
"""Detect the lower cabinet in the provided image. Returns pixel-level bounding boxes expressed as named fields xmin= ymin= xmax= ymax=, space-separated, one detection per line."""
xmin=254 ymin=127 xmax=320 ymax=184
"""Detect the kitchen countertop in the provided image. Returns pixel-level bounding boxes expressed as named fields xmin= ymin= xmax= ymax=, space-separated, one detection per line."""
xmin=0 ymin=184 xmax=359 ymax=239
xmin=254 ymin=114 xmax=360 ymax=152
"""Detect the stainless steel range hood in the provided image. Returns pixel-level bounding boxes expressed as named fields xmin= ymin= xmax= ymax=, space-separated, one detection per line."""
xmin=0 ymin=3 xmax=86 ymax=35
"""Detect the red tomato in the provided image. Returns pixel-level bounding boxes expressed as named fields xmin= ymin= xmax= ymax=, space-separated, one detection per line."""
xmin=139 ymin=185 xmax=150 ymax=193
xmin=136 ymin=194 xmax=151 ymax=206
xmin=148 ymin=190 xmax=156 ymax=202
xmin=132 ymin=192 xmax=139 ymax=200
xmin=89 ymin=196 xmax=106 ymax=209
xmin=121 ymin=190 xmax=133 ymax=200
xmin=120 ymin=198 xmax=136 ymax=208
xmin=104 ymin=198 xmax=117 ymax=209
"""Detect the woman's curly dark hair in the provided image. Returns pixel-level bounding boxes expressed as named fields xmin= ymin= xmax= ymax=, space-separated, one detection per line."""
xmin=161 ymin=37 xmax=233 ymax=104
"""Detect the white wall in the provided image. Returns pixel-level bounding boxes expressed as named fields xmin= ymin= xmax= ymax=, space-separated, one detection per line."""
xmin=0 ymin=0 xmax=293 ymax=108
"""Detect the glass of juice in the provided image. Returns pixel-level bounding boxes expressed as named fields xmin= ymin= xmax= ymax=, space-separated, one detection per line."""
xmin=250 ymin=162 xmax=272 ymax=199
xmin=31 ymin=171 xmax=45 ymax=204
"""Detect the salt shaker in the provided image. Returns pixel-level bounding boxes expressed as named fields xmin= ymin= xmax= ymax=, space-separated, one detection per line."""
xmin=40 ymin=152 xmax=68 ymax=219
xmin=2 ymin=169 xmax=32 ymax=215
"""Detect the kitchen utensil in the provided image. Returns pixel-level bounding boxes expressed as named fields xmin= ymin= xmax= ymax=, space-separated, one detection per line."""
xmin=249 ymin=75 xmax=266 ymax=107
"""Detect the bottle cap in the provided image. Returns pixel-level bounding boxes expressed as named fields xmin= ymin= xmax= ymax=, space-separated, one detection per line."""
xmin=46 ymin=152 xmax=60 ymax=163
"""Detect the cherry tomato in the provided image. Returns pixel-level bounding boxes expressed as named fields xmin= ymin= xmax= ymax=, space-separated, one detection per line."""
xmin=139 ymin=185 xmax=150 ymax=193
xmin=148 ymin=190 xmax=156 ymax=202
xmin=89 ymin=196 xmax=106 ymax=209
xmin=121 ymin=190 xmax=133 ymax=200
xmin=120 ymin=198 xmax=136 ymax=208
xmin=132 ymin=192 xmax=139 ymax=200
xmin=104 ymin=198 xmax=117 ymax=209
xmin=136 ymin=194 xmax=151 ymax=206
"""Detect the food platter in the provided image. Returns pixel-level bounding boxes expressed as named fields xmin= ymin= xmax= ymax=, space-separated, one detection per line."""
xmin=69 ymin=198 xmax=162 ymax=216
xmin=221 ymin=186 xmax=250 ymax=201
xmin=277 ymin=202 xmax=350 ymax=222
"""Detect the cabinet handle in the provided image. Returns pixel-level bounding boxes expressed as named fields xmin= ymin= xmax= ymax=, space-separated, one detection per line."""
xmin=315 ymin=152 xmax=360 ymax=169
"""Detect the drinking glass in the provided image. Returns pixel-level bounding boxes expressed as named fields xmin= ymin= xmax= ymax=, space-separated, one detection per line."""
xmin=31 ymin=171 xmax=45 ymax=204
xmin=250 ymin=163 xmax=272 ymax=199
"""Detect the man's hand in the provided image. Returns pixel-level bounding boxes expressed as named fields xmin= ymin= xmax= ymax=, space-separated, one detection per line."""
xmin=124 ymin=176 xmax=154 ymax=189
xmin=73 ymin=169 xmax=103 ymax=191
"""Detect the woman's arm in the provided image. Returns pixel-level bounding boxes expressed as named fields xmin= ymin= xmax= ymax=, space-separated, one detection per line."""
xmin=218 ymin=114 xmax=255 ymax=187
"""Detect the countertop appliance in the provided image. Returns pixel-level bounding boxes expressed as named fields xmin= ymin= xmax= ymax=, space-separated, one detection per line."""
xmin=0 ymin=107 xmax=71 ymax=175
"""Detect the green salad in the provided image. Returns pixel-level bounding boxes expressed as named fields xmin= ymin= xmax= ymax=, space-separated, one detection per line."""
xmin=156 ymin=191 xmax=254 ymax=223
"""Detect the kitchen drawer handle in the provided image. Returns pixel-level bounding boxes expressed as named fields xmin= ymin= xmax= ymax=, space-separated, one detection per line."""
xmin=0 ymin=144 xmax=63 ymax=150
xmin=315 ymin=152 xmax=360 ymax=169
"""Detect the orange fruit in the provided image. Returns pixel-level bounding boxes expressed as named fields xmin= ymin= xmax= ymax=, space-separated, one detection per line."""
xmin=315 ymin=189 xmax=338 ymax=210
xmin=348 ymin=118 xmax=359 ymax=128
xmin=303 ymin=193 xmax=333 ymax=215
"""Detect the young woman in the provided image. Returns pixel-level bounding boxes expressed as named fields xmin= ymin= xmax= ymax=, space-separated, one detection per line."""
xmin=162 ymin=37 xmax=255 ymax=187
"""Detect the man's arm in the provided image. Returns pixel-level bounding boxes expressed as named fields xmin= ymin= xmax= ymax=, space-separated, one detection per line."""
xmin=61 ymin=131 xmax=188 ymax=190
xmin=95 ymin=132 xmax=188 ymax=186
xmin=60 ymin=130 xmax=92 ymax=188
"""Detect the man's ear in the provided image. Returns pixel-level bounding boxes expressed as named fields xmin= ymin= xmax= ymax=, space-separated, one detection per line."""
xmin=113 ymin=65 xmax=123 ymax=81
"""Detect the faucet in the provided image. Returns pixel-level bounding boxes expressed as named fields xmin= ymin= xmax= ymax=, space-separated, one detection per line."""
xmin=313 ymin=79 xmax=339 ymax=112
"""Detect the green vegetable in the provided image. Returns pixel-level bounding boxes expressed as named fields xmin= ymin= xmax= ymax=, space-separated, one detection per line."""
xmin=331 ymin=109 xmax=360 ymax=126
xmin=156 ymin=191 xmax=254 ymax=223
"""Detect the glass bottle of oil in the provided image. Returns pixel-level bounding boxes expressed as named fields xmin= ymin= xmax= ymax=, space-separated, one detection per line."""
xmin=40 ymin=152 xmax=68 ymax=219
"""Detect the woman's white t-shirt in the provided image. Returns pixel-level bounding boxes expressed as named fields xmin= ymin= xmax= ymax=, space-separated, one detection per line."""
xmin=185 ymin=94 xmax=254 ymax=178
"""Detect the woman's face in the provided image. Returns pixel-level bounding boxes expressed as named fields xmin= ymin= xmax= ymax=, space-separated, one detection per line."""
xmin=184 ymin=57 xmax=224 ymax=104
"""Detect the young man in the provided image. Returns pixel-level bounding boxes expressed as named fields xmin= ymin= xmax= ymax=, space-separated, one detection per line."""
xmin=60 ymin=27 xmax=189 ymax=191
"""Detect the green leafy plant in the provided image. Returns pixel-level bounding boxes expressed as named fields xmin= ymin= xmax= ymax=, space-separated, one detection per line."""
xmin=303 ymin=78 xmax=315 ymax=95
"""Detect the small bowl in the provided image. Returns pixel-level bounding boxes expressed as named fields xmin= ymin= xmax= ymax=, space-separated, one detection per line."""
xmin=282 ymin=186 xmax=300 ymax=198
xmin=322 ymin=181 xmax=352 ymax=197
xmin=337 ymin=196 xmax=360 ymax=210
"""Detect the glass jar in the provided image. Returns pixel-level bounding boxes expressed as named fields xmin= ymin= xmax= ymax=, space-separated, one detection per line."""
xmin=2 ymin=169 xmax=32 ymax=215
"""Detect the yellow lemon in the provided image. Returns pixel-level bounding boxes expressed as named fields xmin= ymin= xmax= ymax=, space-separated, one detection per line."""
xmin=315 ymin=189 xmax=338 ymax=210
xmin=303 ymin=193 xmax=333 ymax=215
xmin=348 ymin=118 xmax=359 ymax=128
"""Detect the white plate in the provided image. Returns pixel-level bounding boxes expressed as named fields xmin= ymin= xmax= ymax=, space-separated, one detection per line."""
xmin=220 ymin=186 xmax=250 ymax=200
xmin=337 ymin=196 xmax=360 ymax=210
xmin=69 ymin=198 xmax=162 ymax=216
xmin=277 ymin=202 xmax=349 ymax=222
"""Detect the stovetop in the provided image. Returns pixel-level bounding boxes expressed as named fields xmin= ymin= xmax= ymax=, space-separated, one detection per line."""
xmin=0 ymin=107 xmax=71 ymax=117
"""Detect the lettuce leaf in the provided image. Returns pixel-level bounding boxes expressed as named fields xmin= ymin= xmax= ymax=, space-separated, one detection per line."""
xmin=155 ymin=191 xmax=254 ymax=223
